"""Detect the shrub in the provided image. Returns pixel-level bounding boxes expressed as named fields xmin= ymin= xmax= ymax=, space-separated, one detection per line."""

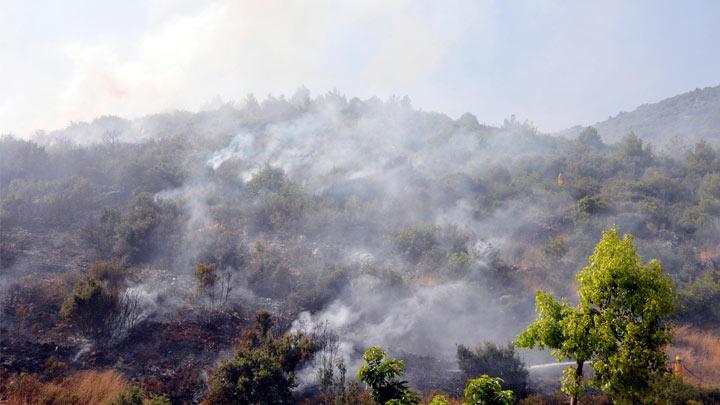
xmin=393 ymin=225 xmax=439 ymax=264
xmin=428 ymin=394 xmax=451 ymax=404
xmin=357 ymin=347 xmax=419 ymax=405
xmin=60 ymin=276 xmax=140 ymax=344
xmin=463 ymin=375 xmax=513 ymax=405
xmin=206 ymin=348 xmax=294 ymax=404
xmin=206 ymin=310 xmax=317 ymax=404
xmin=193 ymin=262 xmax=232 ymax=310
xmin=61 ymin=278 xmax=120 ymax=341
xmin=679 ymin=270 xmax=720 ymax=325
xmin=457 ymin=342 xmax=528 ymax=398
xmin=647 ymin=374 xmax=720 ymax=404
xmin=111 ymin=384 xmax=171 ymax=405
xmin=577 ymin=195 xmax=607 ymax=215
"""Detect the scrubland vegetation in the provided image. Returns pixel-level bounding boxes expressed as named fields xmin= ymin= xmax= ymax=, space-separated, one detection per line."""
xmin=2 ymin=90 xmax=720 ymax=403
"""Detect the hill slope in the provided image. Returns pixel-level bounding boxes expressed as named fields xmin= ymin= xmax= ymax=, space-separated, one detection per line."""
xmin=562 ymin=84 xmax=720 ymax=147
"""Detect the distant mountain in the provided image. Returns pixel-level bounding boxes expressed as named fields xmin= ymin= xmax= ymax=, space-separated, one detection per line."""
xmin=560 ymin=84 xmax=720 ymax=148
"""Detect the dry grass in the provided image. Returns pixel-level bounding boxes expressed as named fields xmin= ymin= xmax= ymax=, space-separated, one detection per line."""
xmin=2 ymin=369 xmax=129 ymax=405
xmin=668 ymin=325 xmax=720 ymax=387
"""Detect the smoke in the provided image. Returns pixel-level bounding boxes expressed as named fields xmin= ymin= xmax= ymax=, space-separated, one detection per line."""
xmin=11 ymin=87 xmax=714 ymax=396
xmin=292 ymin=274 xmax=523 ymax=362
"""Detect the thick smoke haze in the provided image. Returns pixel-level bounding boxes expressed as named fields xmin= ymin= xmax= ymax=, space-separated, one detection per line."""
xmin=2 ymin=2 xmax=720 ymax=402
xmin=3 ymin=84 xmax=720 ymax=402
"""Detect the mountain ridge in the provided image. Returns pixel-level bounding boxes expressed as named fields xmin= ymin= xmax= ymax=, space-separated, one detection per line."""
xmin=559 ymin=84 xmax=720 ymax=148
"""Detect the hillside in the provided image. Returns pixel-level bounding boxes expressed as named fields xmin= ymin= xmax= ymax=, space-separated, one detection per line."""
xmin=2 ymin=92 xmax=720 ymax=403
xmin=561 ymin=84 xmax=720 ymax=148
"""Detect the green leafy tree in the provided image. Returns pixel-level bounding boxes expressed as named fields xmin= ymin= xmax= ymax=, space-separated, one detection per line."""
xmin=517 ymin=228 xmax=675 ymax=404
xmin=516 ymin=291 xmax=594 ymax=404
xmin=580 ymin=229 xmax=675 ymax=402
xmin=357 ymin=347 xmax=419 ymax=405
xmin=463 ymin=375 xmax=513 ymax=405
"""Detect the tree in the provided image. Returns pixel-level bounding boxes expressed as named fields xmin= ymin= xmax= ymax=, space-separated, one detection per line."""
xmin=516 ymin=291 xmax=593 ymax=404
xmin=579 ymin=229 xmax=675 ymax=403
xmin=357 ymin=347 xmax=419 ymax=405
xmin=576 ymin=126 xmax=604 ymax=149
xmin=457 ymin=342 xmax=528 ymax=398
xmin=462 ymin=375 xmax=513 ymax=405
xmin=516 ymin=228 xmax=675 ymax=404
xmin=699 ymin=173 xmax=720 ymax=215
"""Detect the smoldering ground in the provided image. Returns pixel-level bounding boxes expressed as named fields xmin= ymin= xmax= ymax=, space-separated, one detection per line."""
xmin=3 ymin=89 xmax=718 ymax=398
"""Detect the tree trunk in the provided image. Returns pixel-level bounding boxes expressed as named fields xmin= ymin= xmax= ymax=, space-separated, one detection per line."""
xmin=569 ymin=360 xmax=584 ymax=405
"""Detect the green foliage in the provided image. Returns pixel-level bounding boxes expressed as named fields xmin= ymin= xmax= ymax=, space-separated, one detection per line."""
xmin=457 ymin=342 xmax=528 ymax=398
xmin=517 ymin=228 xmax=676 ymax=404
xmin=643 ymin=374 xmax=720 ymax=404
xmin=679 ymin=269 xmax=720 ymax=325
xmin=357 ymin=347 xmax=419 ymax=405
xmin=207 ymin=348 xmax=294 ymax=404
xmin=543 ymin=238 xmax=568 ymax=260
xmin=116 ymin=192 xmax=168 ymax=264
xmin=515 ymin=291 xmax=592 ymax=402
xmin=613 ymin=133 xmax=654 ymax=177
xmin=428 ymin=394 xmax=450 ymax=405
xmin=462 ymin=375 xmax=513 ymax=405
xmin=578 ymin=229 xmax=675 ymax=403
xmin=446 ymin=251 xmax=472 ymax=276
xmin=686 ymin=140 xmax=720 ymax=176
xmin=646 ymin=374 xmax=720 ymax=404
xmin=60 ymin=277 xmax=120 ymax=341
xmin=144 ymin=395 xmax=171 ymax=405
xmin=247 ymin=166 xmax=311 ymax=231
xmin=111 ymin=385 xmax=145 ymax=405
xmin=393 ymin=225 xmax=439 ymax=264
xmin=110 ymin=384 xmax=171 ymax=405
xmin=576 ymin=126 xmax=604 ymax=149
xmin=699 ymin=173 xmax=720 ymax=215
xmin=576 ymin=195 xmax=607 ymax=215
xmin=247 ymin=165 xmax=289 ymax=194
xmin=255 ymin=308 xmax=273 ymax=337
xmin=207 ymin=310 xmax=317 ymax=404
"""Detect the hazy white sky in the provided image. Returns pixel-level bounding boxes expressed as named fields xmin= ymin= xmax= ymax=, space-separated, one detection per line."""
xmin=1 ymin=0 xmax=719 ymax=135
